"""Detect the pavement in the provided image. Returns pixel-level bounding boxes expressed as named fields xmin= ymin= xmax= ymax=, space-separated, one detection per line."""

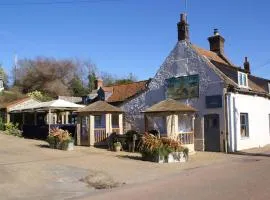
xmin=1 ymin=132 xmax=270 ymax=200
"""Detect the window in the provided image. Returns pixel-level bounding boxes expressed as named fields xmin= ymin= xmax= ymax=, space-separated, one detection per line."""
xmin=268 ymin=82 xmax=270 ymax=94
xmin=112 ymin=114 xmax=119 ymax=128
xmin=238 ymin=72 xmax=248 ymax=87
xmin=95 ymin=115 xmax=102 ymax=128
xmin=240 ymin=113 xmax=249 ymax=138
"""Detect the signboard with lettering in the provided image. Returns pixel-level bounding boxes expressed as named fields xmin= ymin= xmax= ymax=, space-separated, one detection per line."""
xmin=166 ymin=75 xmax=199 ymax=99
xmin=205 ymin=95 xmax=222 ymax=108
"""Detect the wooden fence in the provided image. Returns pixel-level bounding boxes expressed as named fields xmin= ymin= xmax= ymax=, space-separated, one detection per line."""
xmin=178 ymin=132 xmax=194 ymax=145
xmin=94 ymin=128 xmax=108 ymax=144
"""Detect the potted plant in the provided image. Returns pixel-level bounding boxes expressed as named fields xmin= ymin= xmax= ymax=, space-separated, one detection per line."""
xmin=61 ymin=138 xmax=74 ymax=151
xmin=139 ymin=133 xmax=188 ymax=163
xmin=113 ymin=141 xmax=122 ymax=152
xmin=47 ymin=134 xmax=57 ymax=149
xmin=47 ymin=128 xmax=74 ymax=151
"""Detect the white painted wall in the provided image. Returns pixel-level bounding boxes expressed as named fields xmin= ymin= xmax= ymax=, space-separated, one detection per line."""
xmin=227 ymin=93 xmax=270 ymax=152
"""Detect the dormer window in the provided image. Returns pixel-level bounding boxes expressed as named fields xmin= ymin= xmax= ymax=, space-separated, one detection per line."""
xmin=238 ymin=72 xmax=248 ymax=87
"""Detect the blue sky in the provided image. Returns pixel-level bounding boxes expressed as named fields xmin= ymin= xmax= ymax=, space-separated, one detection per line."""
xmin=0 ymin=0 xmax=269 ymax=81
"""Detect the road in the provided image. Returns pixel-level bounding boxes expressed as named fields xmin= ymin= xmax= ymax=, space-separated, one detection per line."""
xmin=1 ymin=133 xmax=270 ymax=200
xmin=82 ymin=154 xmax=270 ymax=200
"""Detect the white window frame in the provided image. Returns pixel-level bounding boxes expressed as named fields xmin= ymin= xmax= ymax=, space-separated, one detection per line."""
xmin=238 ymin=72 xmax=248 ymax=88
xmin=240 ymin=113 xmax=249 ymax=138
xmin=269 ymin=114 xmax=270 ymax=135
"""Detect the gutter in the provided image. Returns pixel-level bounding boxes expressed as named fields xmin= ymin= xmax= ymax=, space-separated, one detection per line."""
xmin=223 ymin=87 xmax=228 ymax=153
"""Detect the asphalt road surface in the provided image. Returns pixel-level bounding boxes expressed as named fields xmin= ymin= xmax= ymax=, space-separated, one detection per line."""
xmin=83 ymin=154 xmax=270 ymax=200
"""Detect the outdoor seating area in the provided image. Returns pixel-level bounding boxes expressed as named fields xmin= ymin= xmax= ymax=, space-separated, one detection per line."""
xmin=8 ymin=99 xmax=84 ymax=139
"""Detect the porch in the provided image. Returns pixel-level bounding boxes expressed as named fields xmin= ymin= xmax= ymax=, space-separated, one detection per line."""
xmin=76 ymin=101 xmax=124 ymax=146
xmin=143 ymin=99 xmax=197 ymax=153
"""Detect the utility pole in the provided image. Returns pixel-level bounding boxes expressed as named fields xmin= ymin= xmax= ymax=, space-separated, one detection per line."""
xmin=14 ymin=54 xmax=18 ymax=85
xmin=185 ymin=0 xmax=187 ymax=14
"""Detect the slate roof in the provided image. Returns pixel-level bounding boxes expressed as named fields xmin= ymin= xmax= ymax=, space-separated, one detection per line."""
xmin=143 ymin=99 xmax=197 ymax=113
xmin=192 ymin=45 xmax=270 ymax=96
xmin=78 ymin=100 xmax=123 ymax=113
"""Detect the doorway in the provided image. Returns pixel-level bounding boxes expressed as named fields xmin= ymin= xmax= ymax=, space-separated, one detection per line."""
xmin=80 ymin=116 xmax=89 ymax=146
xmin=204 ymin=114 xmax=220 ymax=152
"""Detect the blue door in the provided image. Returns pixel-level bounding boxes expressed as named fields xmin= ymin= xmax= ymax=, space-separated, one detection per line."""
xmin=204 ymin=114 xmax=220 ymax=152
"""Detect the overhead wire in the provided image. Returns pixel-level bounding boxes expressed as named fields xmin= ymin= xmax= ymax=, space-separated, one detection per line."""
xmin=0 ymin=0 xmax=122 ymax=6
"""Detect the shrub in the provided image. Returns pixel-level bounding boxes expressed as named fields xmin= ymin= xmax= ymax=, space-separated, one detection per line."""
xmin=0 ymin=117 xmax=5 ymax=131
xmin=139 ymin=133 xmax=187 ymax=162
xmin=47 ymin=128 xmax=73 ymax=150
xmin=4 ymin=122 xmax=22 ymax=137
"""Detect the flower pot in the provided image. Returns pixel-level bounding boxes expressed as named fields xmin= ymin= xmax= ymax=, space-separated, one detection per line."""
xmin=168 ymin=152 xmax=187 ymax=163
xmin=114 ymin=145 xmax=121 ymax=152
xmin=67 ymin=141 xmax=74 ymax=151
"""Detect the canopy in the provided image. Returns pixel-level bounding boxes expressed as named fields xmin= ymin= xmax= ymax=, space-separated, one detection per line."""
xmin=35 ymin=99 xmax=84 ymax=110
xmin=143 ymin=99 xmax=197 ymax=114
xmin=10 ymin=99 xmax=84 ymax=112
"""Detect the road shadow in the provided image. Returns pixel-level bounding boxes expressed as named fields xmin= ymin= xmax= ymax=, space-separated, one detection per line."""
xmin=233 ymin=151 xmax=270 ymax=158
xmin=35 ymin=144 xmax=50 ymax=148
xmin=116 ymin=155 xmax=143 ymax=161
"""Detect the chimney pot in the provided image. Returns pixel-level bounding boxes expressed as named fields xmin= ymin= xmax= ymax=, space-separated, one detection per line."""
xmin=208 ymin=28 xmax=225 ymax=55
xmin=244 ymin=57 xmax=251 ymax=74
xmin=214 ymin=28 xmax=219 ymax=36
xmin=180 ymin=13 xmax=186 ymax=22
xmin=177 ymin=13 xmax=190 ymax=41
xmin=95 ymin=79 xmax=103 ymax=89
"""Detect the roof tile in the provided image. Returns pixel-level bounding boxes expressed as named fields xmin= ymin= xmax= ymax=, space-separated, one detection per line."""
xmin=102 ymin=80 xmax=149 ymax=103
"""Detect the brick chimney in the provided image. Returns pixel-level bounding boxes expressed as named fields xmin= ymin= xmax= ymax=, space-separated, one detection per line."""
xmin=208 ymin=29 xmax=225 ymax=55
xmin=244 ymin=57 xmax=251 ymax=74
xmin=95 ymin=79 xmax=103 ymax=89
xmin=177 ymin=13 xmax=189 ymax=41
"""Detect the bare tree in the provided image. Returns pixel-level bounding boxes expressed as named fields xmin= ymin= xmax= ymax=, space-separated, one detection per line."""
xmin=14 ymin=57 xmax=77 ymax=97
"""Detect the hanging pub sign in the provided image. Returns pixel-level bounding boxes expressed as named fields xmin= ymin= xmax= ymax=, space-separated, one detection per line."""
xmin=205 ymin=95 xmax=222 ymax=108
xmin=165 ymin=75 xmax=199 ymax=99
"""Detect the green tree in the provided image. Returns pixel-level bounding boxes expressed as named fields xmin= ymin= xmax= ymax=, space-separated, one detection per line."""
xmin=70 ymin=76 xmax=88 ymax=96
xmin=105 ymin=72 xmax=137 ymax=86
xmin=88 ymin=72 xmax=97 ymax=92
xmin=27 ymin=90 xmax=52 ymax=101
